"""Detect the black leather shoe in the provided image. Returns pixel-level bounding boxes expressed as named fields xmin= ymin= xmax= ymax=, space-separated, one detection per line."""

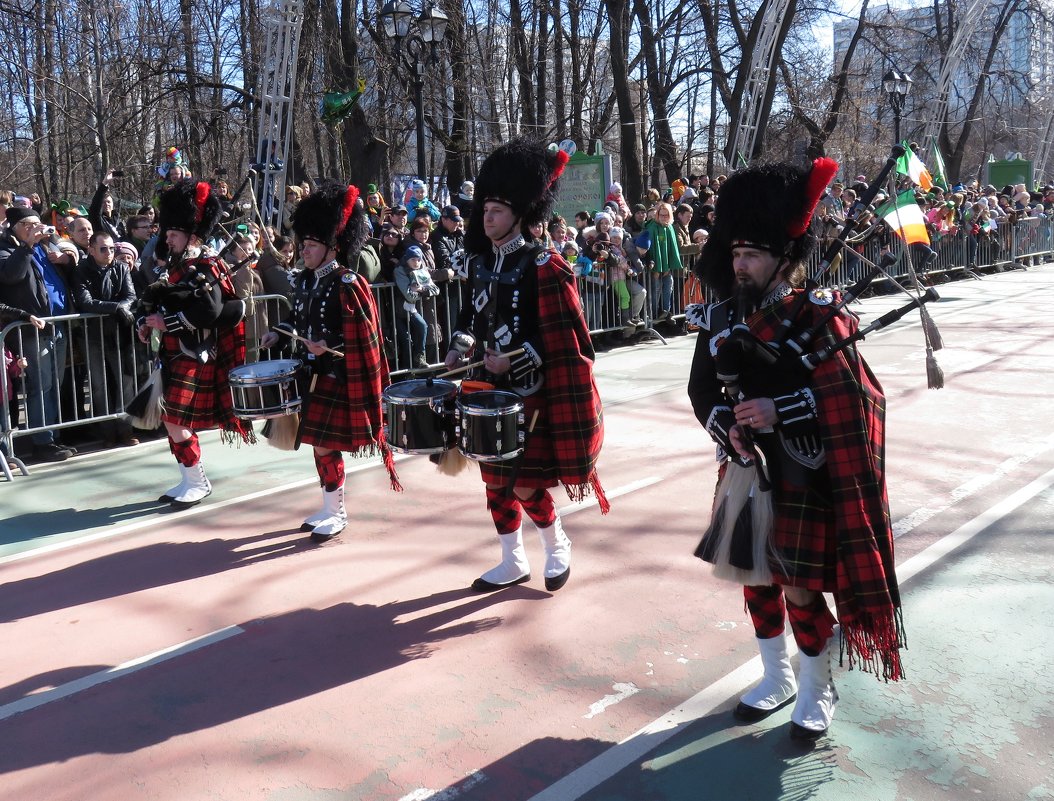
xmin=309 ymin=528 xmax=341 ymax=543
xmin=789 ymin=721 xmax=827 ymax=741
xmin=544 ymin=567 xmax=570 ymax=592
xmin=733 ymin=693 xmax=796 ymax=723
xmin=471 ymin=573 xmax=531 ymax=592
xmin=34 ymin=443 xmax=72 ymax=462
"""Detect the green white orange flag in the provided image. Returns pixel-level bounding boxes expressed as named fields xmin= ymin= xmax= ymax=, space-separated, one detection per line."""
xmin=929 ymin=141 xmax=949 ymax=190
xmin=876 ymin=190 xmax=930 ymax=245
xmin=896 ymin=142 xmax=933 ymax=191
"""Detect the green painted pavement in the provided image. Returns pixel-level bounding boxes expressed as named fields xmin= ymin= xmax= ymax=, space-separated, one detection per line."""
xmin=579 ymin=489 xmax=1054 ymax=801
xmin=0 ymin=431 xmax=319 ymax=559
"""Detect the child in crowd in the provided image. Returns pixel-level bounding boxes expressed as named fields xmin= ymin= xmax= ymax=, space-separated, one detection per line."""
xmin=393 ymin=245 xmax=440 ymax=369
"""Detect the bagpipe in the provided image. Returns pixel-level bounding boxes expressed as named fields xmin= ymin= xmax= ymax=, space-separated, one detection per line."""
xmin=697 ymin=147 xmax=945 ymax=585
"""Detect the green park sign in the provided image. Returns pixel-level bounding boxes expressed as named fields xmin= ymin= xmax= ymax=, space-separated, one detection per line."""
xmin=553 ymin=151 xmax=612 ymax=222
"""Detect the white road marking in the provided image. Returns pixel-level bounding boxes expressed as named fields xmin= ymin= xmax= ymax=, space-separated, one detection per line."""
xmin=0 ymin=455 xmax=410 ymax=566
xmin=893 ymin=433 xmax=1054 ymax=538
xmin=397 ymin=771 xmax=487 ymax=800
xmin=583 ymin=683 xmax=641 ymax=719
xmin=559 ymin=476 xmax=663 ymax=517
xmin=525 ymin=465 xmax=1054 ymax=801
xmin=0 ymin=625 xmax=244 ymax=722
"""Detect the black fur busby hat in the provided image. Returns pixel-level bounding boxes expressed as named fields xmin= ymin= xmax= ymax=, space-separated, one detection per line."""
xmin=158 ymin=179 xmax=223 ymax=241
xmin=465 ymin=138 xmax=571 ymax=253
xmin=290 ymin=180 xmax=369 ymax=267
xmin=697 ymin=157 xmax=838 ymax=299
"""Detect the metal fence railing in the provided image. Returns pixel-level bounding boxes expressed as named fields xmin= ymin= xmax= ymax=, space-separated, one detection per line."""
xmin=4 ymin=218 xmax=1051 ymax=478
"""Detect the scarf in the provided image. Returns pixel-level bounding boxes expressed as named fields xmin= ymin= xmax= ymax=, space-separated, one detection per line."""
xmin=644 ymin=219 xmax=682 ymax=274
xmin=751 ymin=291 xmax=903 ymax=680
xmin=536 ymin=252 xmax=609 ymax=511
xmin=339 ymin=270 xmax=402 ymax=491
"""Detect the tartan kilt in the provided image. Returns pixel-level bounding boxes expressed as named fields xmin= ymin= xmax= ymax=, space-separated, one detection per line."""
xmin=478 ymin=392 xmax=559 ymax=489
xmin=764 ymin=454 xmax=838 ymax=592
xmin=161 ymin=354 xmax=226 ymax=431
xmin=300 ymin=373 xmax=374 ymax=452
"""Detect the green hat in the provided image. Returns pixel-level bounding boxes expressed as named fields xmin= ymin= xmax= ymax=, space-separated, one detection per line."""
xmin=367 ymin=183 xmax=378 ymax=194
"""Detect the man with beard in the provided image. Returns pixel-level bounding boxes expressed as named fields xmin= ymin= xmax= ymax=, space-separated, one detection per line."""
xmin=685 ymin=159 xmax=903 ymax=741
xmin=137 ymin=179 xmax=253 ymax=507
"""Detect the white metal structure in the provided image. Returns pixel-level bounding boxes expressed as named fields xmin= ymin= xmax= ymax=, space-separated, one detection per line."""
xmin=922 ymin=0 xmax=987 ymax=144
xmin=254 ymin=0 xmax=305 ymax=225
xmin=725 ymin=0 xmax=793 ymax=166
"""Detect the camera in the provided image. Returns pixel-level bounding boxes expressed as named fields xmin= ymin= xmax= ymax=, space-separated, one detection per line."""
xmin=112 ymin=170 xmax=124 ymax=178
xmin=41 ymin=225 xmax=56 ymax=236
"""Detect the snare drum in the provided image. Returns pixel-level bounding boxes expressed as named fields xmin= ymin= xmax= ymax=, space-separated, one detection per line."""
xmin=382 ymin=378 xmax=458 ymax=454
xmin=229 ymin=359 xmax=302 ymax=420
xmin=456 ymin=390 xmax=525 ymax=462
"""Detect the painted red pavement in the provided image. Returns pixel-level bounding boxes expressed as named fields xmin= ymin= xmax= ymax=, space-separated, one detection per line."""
xmin=2 ymin=268 xmax=1053 ymax=800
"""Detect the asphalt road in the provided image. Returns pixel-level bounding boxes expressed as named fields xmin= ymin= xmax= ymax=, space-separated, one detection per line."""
xmin=2 ymin=266 xmax=1052 ymax=801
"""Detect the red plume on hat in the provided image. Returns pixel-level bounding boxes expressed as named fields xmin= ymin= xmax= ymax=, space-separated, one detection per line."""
xmin=787 ymin=157 xmax=839 ymax=238
xmin=158 ymin=178 xmax=222 ymax=241
xmin=194 ymin=181 xmax=211 ymax=224
xmin=291 ymin=180 xmax=368 ymax=267
xmin=335 ymin=184 xmax=360 ymax=237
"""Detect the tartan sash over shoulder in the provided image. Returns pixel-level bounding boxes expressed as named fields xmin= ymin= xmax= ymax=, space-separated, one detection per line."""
xmin=750 ymin=291 xmax=903 ymax=680
xmin=163 ymin=256 xmax=253 ymax=445
xmin=337 ymin=270 xmax=402 ymax=491
xmin=536 ymin=252 xmax=609 ymax=512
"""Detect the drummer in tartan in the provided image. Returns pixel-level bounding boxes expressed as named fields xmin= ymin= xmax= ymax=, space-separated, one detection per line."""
xmin=686 ymin=159 xmax=904 ymax=741
xmin=261 ymin=181 xmax=401 ymax=541
xmin=443 ymin=138 xmax=608 ymax=593
xmin=137 ymin=179 xmax=253 ymax=508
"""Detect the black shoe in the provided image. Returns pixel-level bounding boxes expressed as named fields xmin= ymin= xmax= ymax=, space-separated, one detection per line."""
xmin=309 ymin=528 xmax=341 ymax=543
xmin=471 ymin=573 xmax=531 ymax=592
xmin=34 ymin=443 xmax=73 ymax=462
xmin=733 ymin=694 xmax=796 ymax=723
xmin=789 ymin=721 xmax=827 ymax=741
xmin=544 ymin=567 xmax=570 ymax=592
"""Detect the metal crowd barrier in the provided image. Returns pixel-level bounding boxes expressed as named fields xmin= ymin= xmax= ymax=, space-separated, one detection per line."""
xmin=5 ymin=221 xmax=1050 ymax=479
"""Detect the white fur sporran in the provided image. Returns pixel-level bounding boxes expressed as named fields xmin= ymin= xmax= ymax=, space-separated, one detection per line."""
xmin=696 ymin=461 xmax=779 ymax=586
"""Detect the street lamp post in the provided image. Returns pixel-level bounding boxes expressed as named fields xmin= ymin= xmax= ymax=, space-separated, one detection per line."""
xmin=882 ymin=68 xmax=914 ymax=145
xmin=379 ymin=0 xmax=448 ymax=185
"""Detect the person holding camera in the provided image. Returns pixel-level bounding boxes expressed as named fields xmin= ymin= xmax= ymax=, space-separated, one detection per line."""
xmin=0 ymin=206 xmax=78 ymax=461
xmin=88 ymin=171 xmax=125 ymax=241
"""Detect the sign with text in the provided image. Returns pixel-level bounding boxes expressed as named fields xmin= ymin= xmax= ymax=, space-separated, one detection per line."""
xmin=553 ymin=152 xmax=612 ymax=222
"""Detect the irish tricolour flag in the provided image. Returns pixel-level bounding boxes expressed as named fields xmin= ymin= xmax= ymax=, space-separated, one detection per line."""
xmin=896 ymin=142 xmax=933 ymax=192
xmin=876 ymin=190 xmax=930 ymax=245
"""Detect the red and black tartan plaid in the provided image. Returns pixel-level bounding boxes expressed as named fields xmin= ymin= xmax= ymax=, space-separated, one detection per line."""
xmin=787 ymin=595 xmax=837 ymax=656
xmin=519 ymin=488 xmax=557 ymax=528
xmin=532 ymin=253 xmax=608 ymax=510
xmin=747 ymin=290 xmax=903 ymax=679
xmin=298 ymin=270 xmax=401 ymax=491
xmin=744 ymin=584 xmax=786 ymax=638
xmin=485 ymin=486 xmax=522 ymax=534
xmin=160 ymin=257 xmax=252 ymax=444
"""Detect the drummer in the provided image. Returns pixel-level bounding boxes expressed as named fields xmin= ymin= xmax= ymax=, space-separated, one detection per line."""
xmin=260 ymin=181 xmax=401 ymax=541
xmin=443 ymin=138 xmax=608 ymax=592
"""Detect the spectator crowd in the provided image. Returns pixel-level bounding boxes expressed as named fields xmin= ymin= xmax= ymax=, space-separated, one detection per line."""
xmin=3 ymin=156 xmax=1053 ymax=470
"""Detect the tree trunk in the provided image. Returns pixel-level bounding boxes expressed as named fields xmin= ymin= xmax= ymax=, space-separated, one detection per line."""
xmin=632 ymin=0 xmax=678 ymax=182
xmin=603 ymin=0 xmax=642 ymax=202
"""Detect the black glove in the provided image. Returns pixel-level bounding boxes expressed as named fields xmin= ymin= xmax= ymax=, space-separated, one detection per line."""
xmin=116 ymin=306 xmax=136 ymax=326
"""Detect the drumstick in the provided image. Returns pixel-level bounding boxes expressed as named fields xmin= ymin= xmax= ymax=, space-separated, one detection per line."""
xmin=272 ymin=327 xmax=345 ymax=358
xmin=437 ymin=348 xmax=526 ymax=379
